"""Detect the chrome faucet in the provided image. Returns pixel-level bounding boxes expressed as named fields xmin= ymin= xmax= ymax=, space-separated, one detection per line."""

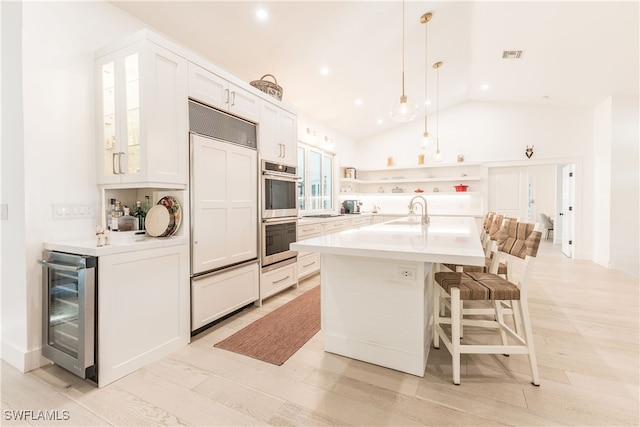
xmin=408 ymin=195 xmax=430 ymax=225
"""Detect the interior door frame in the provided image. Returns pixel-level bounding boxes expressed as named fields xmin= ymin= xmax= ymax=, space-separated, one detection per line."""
xmin=484 ymin=157 xmax=583 ymax=259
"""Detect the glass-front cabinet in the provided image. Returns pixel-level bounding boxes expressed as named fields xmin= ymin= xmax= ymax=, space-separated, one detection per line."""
xmin=95 ymin=39 xmax=188 ymax=187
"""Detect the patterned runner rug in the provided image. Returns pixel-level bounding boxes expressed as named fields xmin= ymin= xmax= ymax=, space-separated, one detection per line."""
xmin=214 ymin=286 xmax=320 ymax=365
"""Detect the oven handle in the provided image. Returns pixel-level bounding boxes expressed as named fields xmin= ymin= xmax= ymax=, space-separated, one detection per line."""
xmin=262 ymin=217 xmax=298 ymax=225
xmin=38 ymin=259 xmax=85 ymax=272
xmin=262 ymin=170 xmax=300 ymax=180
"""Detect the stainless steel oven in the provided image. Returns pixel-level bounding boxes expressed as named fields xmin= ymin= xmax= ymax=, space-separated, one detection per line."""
xmin=262 ymin=160 xmax=298 ymax=219
xmin=38 ymin=251 xmax=97 ymax=382
xmin=261 ymin=217 xmax=298 ymax=267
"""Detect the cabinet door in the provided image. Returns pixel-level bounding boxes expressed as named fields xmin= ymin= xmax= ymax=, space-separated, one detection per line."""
xmin=98 ymin=244 xmax=189 ymax=387
xmin=96 ymin=44 xmax=144 ymax=184
xmin=279 ymin=109 xmax=298 ymax=165
xmin=139 ymin=42 xmax=188 ymax=185
xmin=187 ymin=63 xmax=229 ymax=111
xmin=191 ymin=134 xmax=258 ymax=274
xmin=258 ymin=101 xmax=281 ymax=162
xmin=228 ymin=83 xmax=259 ymax=122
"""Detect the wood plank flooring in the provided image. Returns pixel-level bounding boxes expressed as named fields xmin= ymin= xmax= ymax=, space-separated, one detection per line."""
xmin=2 ymin=241 xmax=639 ymax=426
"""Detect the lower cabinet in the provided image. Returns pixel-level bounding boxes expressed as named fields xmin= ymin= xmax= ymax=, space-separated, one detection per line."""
xmin=259 ymin=261 xmax=298 ymax=304
xmin=298 ymin=252 xmax=320 ymax=279
xmin=191 ymin=261 xmax=259 ymax=332
xmin=98 ymin=244 xmax=189 ymax=387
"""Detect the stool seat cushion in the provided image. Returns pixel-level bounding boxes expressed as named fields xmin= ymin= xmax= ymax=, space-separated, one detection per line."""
xmin=435 ymin=271 xmax=520 ymax=301
xmin=466 ymin=272 xmax=520 ymax=300
xmin=435 ymin=272 xmax=490 ymax=300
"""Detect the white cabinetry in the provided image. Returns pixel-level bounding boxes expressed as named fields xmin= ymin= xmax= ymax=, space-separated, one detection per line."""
xmin=259 ymin=101 xmax=297 ymax=165
xmin=322 ymin=219 xmax=350 ymax=235
xmin=188 ymin=63 xmax=260 ymax=123
xmin=95 ymin=39 xmax=188 ymax=187
xmin=296 ymin=222 xmax=323 ymax=279
xmin=259 ymin=261 xmax=298 ymax=304
xmin=98 ymin=244 xmax=189 ymax=387
xmin=348 ymin=216 xmax=372 ymax=228
xmin=191 ymin=261 xmax=259 ymax=332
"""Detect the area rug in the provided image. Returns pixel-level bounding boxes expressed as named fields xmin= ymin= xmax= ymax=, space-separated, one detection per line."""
xmin=214 ymin=286 xmax=320 ymax=365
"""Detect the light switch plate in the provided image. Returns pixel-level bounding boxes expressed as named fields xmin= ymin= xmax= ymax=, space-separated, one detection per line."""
xmin=0 ymin=204 xmax=7 ymax=220
xmin=53 ymin=203 xmax=94 ymax=219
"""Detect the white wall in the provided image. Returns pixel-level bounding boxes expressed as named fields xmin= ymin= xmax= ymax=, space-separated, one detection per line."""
xmin=592 ymin=98 xmax=612 ymax=267
xmin=356 ymin=101 xmax=594 ymax=168
xmin=609 ymin=96 xmax=639 ymax=278
xmin=1 ymin=0 xmax=147 ymax=371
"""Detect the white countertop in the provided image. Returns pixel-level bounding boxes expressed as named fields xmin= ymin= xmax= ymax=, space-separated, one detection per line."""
xmin=43 ymin=233 xmax=188 ymax=257
xmin=291 ymin=216 xmax=485 ymax=265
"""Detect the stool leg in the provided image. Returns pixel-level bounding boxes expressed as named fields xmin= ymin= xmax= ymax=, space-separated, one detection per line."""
xmin=494 ymin=299 xmax=509 ymax=348
xmin=433 ymin=282 xmax=441 ymax=349
xmin=451 ymin=287 xmax=461 ymax=385
xmin=518 ymin=296 xmax=540 ymax=386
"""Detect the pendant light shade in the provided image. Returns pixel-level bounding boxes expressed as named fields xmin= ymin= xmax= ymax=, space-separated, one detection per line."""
xmin=390 ymin=0 xmax=417 ymax=122
xmin=419 ymin=12 xmax=433 ymax=150
xmin=433 ymin=61 xmax=443 ymax=162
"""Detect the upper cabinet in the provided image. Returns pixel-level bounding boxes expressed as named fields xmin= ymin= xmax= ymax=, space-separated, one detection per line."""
xmin=95 ymin=39 xmax=188 ymax=188
xmin=259 ymin=100 xmax=297 ymax=165
xmin=188 ymin=63 xmax=259 ymax=123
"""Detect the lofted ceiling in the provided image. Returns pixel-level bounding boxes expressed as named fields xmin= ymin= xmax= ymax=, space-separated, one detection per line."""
xmin=110 ymin=1 xmax=639 ymax=140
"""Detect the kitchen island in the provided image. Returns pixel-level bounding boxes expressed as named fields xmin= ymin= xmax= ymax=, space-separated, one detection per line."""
xmin=290 ymin=215 xmax=484 ymax=376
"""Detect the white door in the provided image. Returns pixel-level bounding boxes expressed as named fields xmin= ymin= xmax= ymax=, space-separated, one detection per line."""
xmin=191 ymin=134 xmax=257 ymax=274
xmin=488 ymin=167 xmax=528 ymax=219
xmin=561 ymin=164 xmax=575 ymax=258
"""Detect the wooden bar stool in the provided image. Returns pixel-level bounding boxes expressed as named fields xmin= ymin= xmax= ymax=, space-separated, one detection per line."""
xmin=433 ymin=221 xmax=542 ymax=385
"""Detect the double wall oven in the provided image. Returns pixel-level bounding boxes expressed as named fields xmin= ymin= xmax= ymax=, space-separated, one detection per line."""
xmin=261 ymin=160 xmax=298 ymax=269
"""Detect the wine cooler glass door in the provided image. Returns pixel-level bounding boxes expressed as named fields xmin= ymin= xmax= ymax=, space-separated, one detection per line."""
xmin=40 ymin=251 xmax=96 ymax=379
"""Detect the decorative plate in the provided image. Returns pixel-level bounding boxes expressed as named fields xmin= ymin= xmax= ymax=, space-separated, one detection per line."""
xmin=145 ymin=205 xmax=170 ymax=237
xmin=157 ymin=196 xmax=182 ymax=236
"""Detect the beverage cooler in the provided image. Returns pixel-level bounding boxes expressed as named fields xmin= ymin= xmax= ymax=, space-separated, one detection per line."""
xmin=38 ymin=250 xmax=98 ymax=382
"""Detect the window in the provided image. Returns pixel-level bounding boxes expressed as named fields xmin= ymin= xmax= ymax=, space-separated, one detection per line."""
xmin=297 ymin=144 xmax=334 ymax=213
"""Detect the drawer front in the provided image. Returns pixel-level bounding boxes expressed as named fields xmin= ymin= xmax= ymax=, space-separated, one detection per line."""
xmin=298 ymin=253 xmax=320 ymax=278
xmin=349 ymin=217 xmax=372 ymax=228
xmin=191 ymin=262 xmax=259 ymax=331
xmin=323 ymin=220 xmax=349 ymax=234
xmin=260 ymin=262 xmax=298 ymax=299
xmin=298 ymin=223 xmax=323 ymax=239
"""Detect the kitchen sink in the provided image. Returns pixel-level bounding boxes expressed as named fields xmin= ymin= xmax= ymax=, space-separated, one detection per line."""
xmin=303 ymin=214 xmax=344 ymax=218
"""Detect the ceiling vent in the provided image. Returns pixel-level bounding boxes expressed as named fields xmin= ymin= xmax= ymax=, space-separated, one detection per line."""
xmin=502 ymin=50 xmax=524 ymax=59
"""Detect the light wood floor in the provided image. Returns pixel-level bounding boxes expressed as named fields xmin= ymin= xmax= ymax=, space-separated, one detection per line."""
xmin=2 ymin=241 xmax=639 ymax=426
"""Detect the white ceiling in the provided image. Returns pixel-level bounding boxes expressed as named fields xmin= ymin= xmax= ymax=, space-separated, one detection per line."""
xmin=110 ymin=1 xmax=639 ymax=140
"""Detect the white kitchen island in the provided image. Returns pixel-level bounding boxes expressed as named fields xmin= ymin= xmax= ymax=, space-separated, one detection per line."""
xmin=290 ymin=215 xmax=485 ymax=376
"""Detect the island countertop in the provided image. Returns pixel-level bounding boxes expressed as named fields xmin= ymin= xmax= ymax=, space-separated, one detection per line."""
xmin=291 ymin=215 xmax=485 ymax=266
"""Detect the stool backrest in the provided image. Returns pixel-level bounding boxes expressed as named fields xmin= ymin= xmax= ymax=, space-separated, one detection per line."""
xmin=496 ymin=221 xmax=542 ymax=259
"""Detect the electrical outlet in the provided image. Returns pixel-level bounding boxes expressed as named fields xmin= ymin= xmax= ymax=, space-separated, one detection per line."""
xmin=398 ymin=268 xmax=416 ymax=280
xmin=0 ymin=204 xmax=8 ymax=220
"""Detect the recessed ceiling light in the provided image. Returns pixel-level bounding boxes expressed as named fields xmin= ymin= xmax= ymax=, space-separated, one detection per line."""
xmin=320 ymin=66 xmax=330 ymax=76
xmin=481 ymin=84 xmax=490 ymax=91
xmin=424 ymin=100 xmax=431 ymax=106
xmin=256 ymin=8 xmax=268 ymax=21
xmin=377 ymin=119 xmax=384 ymax=125
xmin=355 ymin=98 xmax=363 ymax=106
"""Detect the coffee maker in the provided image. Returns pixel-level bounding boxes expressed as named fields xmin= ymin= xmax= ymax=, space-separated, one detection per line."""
xmin=342 ymin=200 xmax=360 ymax=214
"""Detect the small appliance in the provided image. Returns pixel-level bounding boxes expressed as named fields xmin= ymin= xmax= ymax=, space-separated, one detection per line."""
xmin=342 ymin=200 xmax=360 ymax=214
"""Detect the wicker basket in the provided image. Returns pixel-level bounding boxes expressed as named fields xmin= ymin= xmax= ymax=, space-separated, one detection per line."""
xmin=250 ymin=74 xmax=283 ymax=101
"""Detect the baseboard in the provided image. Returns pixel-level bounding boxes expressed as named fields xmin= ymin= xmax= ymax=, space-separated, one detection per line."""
xmin=1 ymin=340 xmax=49 ymax=372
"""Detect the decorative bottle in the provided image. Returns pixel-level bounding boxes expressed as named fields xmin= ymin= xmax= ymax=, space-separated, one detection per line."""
xmin=111 ymin=200 xmax=122 ymax=231
xmin=118 ymin=207 xmax=136 ymax=232
xmin=134 ymin=201 xmax=146 ymax=230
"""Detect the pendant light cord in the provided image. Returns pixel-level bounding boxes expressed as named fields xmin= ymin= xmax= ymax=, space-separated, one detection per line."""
xmin=424 ymin=14 xmax=428 ymax=134
xmin=401 ymin=0 xmax=406 ymax=97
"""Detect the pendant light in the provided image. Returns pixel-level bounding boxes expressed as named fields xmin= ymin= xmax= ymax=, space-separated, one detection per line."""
xmin=419 ymin=12 xmax=433 ymax=149
xmin=433 ymin=61 xmax=443 ymax=162
xmin=390 ymin=0 xmax=418 ymax=122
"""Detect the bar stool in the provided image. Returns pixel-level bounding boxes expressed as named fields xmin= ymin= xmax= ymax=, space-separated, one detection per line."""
xmin=433 ymin=221 xmax=542 ymax=385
